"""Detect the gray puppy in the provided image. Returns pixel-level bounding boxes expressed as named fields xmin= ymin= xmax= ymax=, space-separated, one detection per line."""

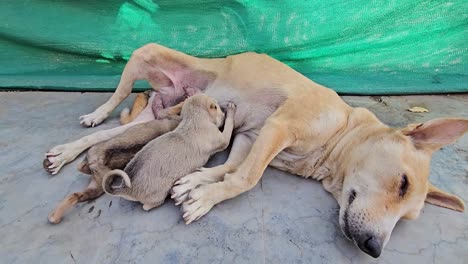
xmin=102 ymin=94 xmax=236 ymax=211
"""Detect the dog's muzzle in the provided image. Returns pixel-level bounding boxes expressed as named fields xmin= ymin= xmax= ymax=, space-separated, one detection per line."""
xmin=354 ymin=233 xmax=383 ymax=258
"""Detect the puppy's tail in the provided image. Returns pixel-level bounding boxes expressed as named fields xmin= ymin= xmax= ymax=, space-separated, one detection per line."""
xmin=102 ymin=169 xmax=132 ymax=197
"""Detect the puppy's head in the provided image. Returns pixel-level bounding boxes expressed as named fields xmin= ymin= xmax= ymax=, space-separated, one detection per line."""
xmin=328 ymin=114 xmax=467 ymax=258
xmin=182 ymin=94 xmax=225 ymax=127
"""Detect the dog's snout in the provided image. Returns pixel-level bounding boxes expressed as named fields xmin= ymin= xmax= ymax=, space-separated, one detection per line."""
xmin=356 ymin=234 xmax=382 ymax=258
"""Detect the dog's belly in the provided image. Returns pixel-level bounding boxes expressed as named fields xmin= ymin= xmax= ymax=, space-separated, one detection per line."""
xmin=205 ymin=85 xmax=288 ymax=133
xmin=269 ymin=148 xmax=330 ymax=180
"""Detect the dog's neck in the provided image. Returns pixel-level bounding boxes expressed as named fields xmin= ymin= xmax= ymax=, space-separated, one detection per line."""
xmin=319 ymin=107 xmax=388 ymax=201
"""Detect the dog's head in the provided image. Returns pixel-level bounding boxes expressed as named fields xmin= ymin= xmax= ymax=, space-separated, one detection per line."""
xmin=182 ymin=94 xmax=225 ymax=127
xmin=326 ymin=111 xmax=467 ymax=258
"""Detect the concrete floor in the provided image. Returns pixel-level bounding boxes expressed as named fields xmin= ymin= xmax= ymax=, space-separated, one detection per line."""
xmin=0 ymin=92 xmax=467 ymax=264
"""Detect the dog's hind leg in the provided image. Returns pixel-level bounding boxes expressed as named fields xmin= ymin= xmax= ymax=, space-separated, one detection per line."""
xmin=43 ymin=93 xmax=159 ymax=175
xmin=79 ymin=53 xmax=147 ymax=127
xmin=44 ymin=121 xmax=143 ymax=174
xmin=48 ymin=180 xmax=103 ymax=224
xmin=79 ymin=43 xmax=219 ymax=127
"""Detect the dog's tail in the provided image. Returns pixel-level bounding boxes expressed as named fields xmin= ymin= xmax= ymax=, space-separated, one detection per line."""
xmin=102 ymin=169 xmax=133 ymax=197
xmin=119 ymin=91 xmax=151 ymax=125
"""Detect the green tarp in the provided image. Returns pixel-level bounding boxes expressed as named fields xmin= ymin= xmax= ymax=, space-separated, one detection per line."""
xmin=1 ymin=0 xmax=467 ymax=94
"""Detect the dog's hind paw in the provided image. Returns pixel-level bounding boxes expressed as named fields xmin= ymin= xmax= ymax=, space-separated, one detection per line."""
xmin=44 ymin=143 xmax=81 ymax=174
xmin=79 ymin=109 xmax=108 ymax=127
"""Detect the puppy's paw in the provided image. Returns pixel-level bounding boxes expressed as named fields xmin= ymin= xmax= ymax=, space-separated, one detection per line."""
xmin=44 ymin=143 xmax=81 ymax=174
xmin=181 ymin=186 xmax=215 ymax=224
xmin=226 ymin=102 xmax=236 ymax=114
xmin=171 ymin=168 xmax=207 ymax=205
xmin=154 ymin=108 xmax=171 ymax=120
xmin=47 ymin=210 xmax=62 ymax=224
xmin=142 ymin=204 xmax=155 ymax=211
xmin=79 ymin=109 xmax=108 ymax=127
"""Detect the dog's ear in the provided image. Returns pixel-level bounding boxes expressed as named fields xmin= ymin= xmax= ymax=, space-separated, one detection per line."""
xmin=425 ymin=183 xmax=464 ymax=212
xmin=401 ymin=118 xmax=468 ymax=152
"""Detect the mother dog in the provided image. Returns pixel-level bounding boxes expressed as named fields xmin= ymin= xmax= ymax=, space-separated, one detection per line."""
xmin=44 ymin=43 xmax=467 ymax=258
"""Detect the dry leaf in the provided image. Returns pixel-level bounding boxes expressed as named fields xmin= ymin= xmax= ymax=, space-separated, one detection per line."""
xmin=408 ymin=106 xmax=429 ymax=113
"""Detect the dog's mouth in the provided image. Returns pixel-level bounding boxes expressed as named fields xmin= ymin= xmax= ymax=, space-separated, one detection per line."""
xmin=340 ymin=189 xmax=356 ymax=240
xmin=341 ymin=207 xmax=353 ymax=240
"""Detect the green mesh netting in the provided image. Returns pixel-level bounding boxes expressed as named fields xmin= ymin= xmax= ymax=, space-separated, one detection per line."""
xmin=1 ymin=0 xmax=467 ymax=94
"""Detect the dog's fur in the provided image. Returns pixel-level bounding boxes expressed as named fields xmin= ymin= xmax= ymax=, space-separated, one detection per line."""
xmin=47 ymin=117 xmax=181 ymax=224
xmin=102 ymin=94 xmax=235 ymax=211
xmin=44 ymin=43 xmax=468 ymax=257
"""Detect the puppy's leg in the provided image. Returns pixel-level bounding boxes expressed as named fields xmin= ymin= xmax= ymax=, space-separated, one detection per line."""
xmin=172 ymin=132 xmax=254 ymax=205
xmin=155 ymin=101 xmax=184 ymax=120
xmin=217 ymin=102 xmax=236 ymax=150
xmin=142 ymin=192 xmax=168 ymax=211
xmin=48 ymin=180 xmax=103 ymax=224
xmin=120 ymin=91 xmax=150 ymax=125
xmin=182 ymin=121 xmax=294 ymax=224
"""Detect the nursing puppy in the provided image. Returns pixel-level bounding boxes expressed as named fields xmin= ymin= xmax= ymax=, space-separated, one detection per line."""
xmin=47 ymin=117 xmax=181 ymax=224
xmin=102 ymin=94 xmax=236 ymax=211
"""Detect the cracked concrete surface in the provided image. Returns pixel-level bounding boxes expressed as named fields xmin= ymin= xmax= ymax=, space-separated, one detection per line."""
xmin=0 ymin=92 xmax=467 ymax=264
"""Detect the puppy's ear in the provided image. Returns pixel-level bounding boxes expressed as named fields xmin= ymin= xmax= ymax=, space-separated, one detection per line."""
xmin=401 ymin=118 xmax=468 ymax=152
xmin=425 ymin=183 xmax=464 ymax=212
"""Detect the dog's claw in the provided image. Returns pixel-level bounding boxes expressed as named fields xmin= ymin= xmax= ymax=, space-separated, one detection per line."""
xmin=171 ymin=168 xmax=212 ymax=205
xmin=50 ymin=161 xmax=65 ymax=175
xmin=45 ymin=152 xmax=60 ymax=157
xmin=79 ymin=110 xmax=108 ymax=127
xmin=174 ymin=198 xmax=186 ymax=206
xmin=174 ymin=177 xmax=189 ymax=185
xmin=181 ymin=187 xmax=214 ymax=224
xmin=44 ymin=143 xmax=81 ymax=174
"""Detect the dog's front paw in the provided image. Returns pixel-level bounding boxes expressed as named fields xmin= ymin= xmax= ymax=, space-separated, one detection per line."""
xmin=182 ymin=186 xmax=215 ymax=224
xmin=171 ymin=168 xmax=207 ymax=205
xmin=44 ymin=143 xmax=81 ymax=174
xmin=79 ymin=109 xmax=108 ymax=127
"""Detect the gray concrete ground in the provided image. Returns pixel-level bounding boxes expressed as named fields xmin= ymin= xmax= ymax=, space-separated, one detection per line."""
xmin=0 ymin=92 xmax=467 ymax=264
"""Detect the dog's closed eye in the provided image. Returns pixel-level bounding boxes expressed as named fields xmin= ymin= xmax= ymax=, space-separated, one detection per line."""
xmin=399 ymin=174 xmax=409 ymax=197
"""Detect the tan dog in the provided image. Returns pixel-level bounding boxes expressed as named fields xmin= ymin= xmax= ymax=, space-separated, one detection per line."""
xmin=43 ymin=43 xmax=467 ymax=257
xmin=102 ymin=94 xmax=235 ymax=211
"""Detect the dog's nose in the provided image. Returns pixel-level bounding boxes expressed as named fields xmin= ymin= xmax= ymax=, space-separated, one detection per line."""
xmin=356 ymin=234 xmax=382 ymax=258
